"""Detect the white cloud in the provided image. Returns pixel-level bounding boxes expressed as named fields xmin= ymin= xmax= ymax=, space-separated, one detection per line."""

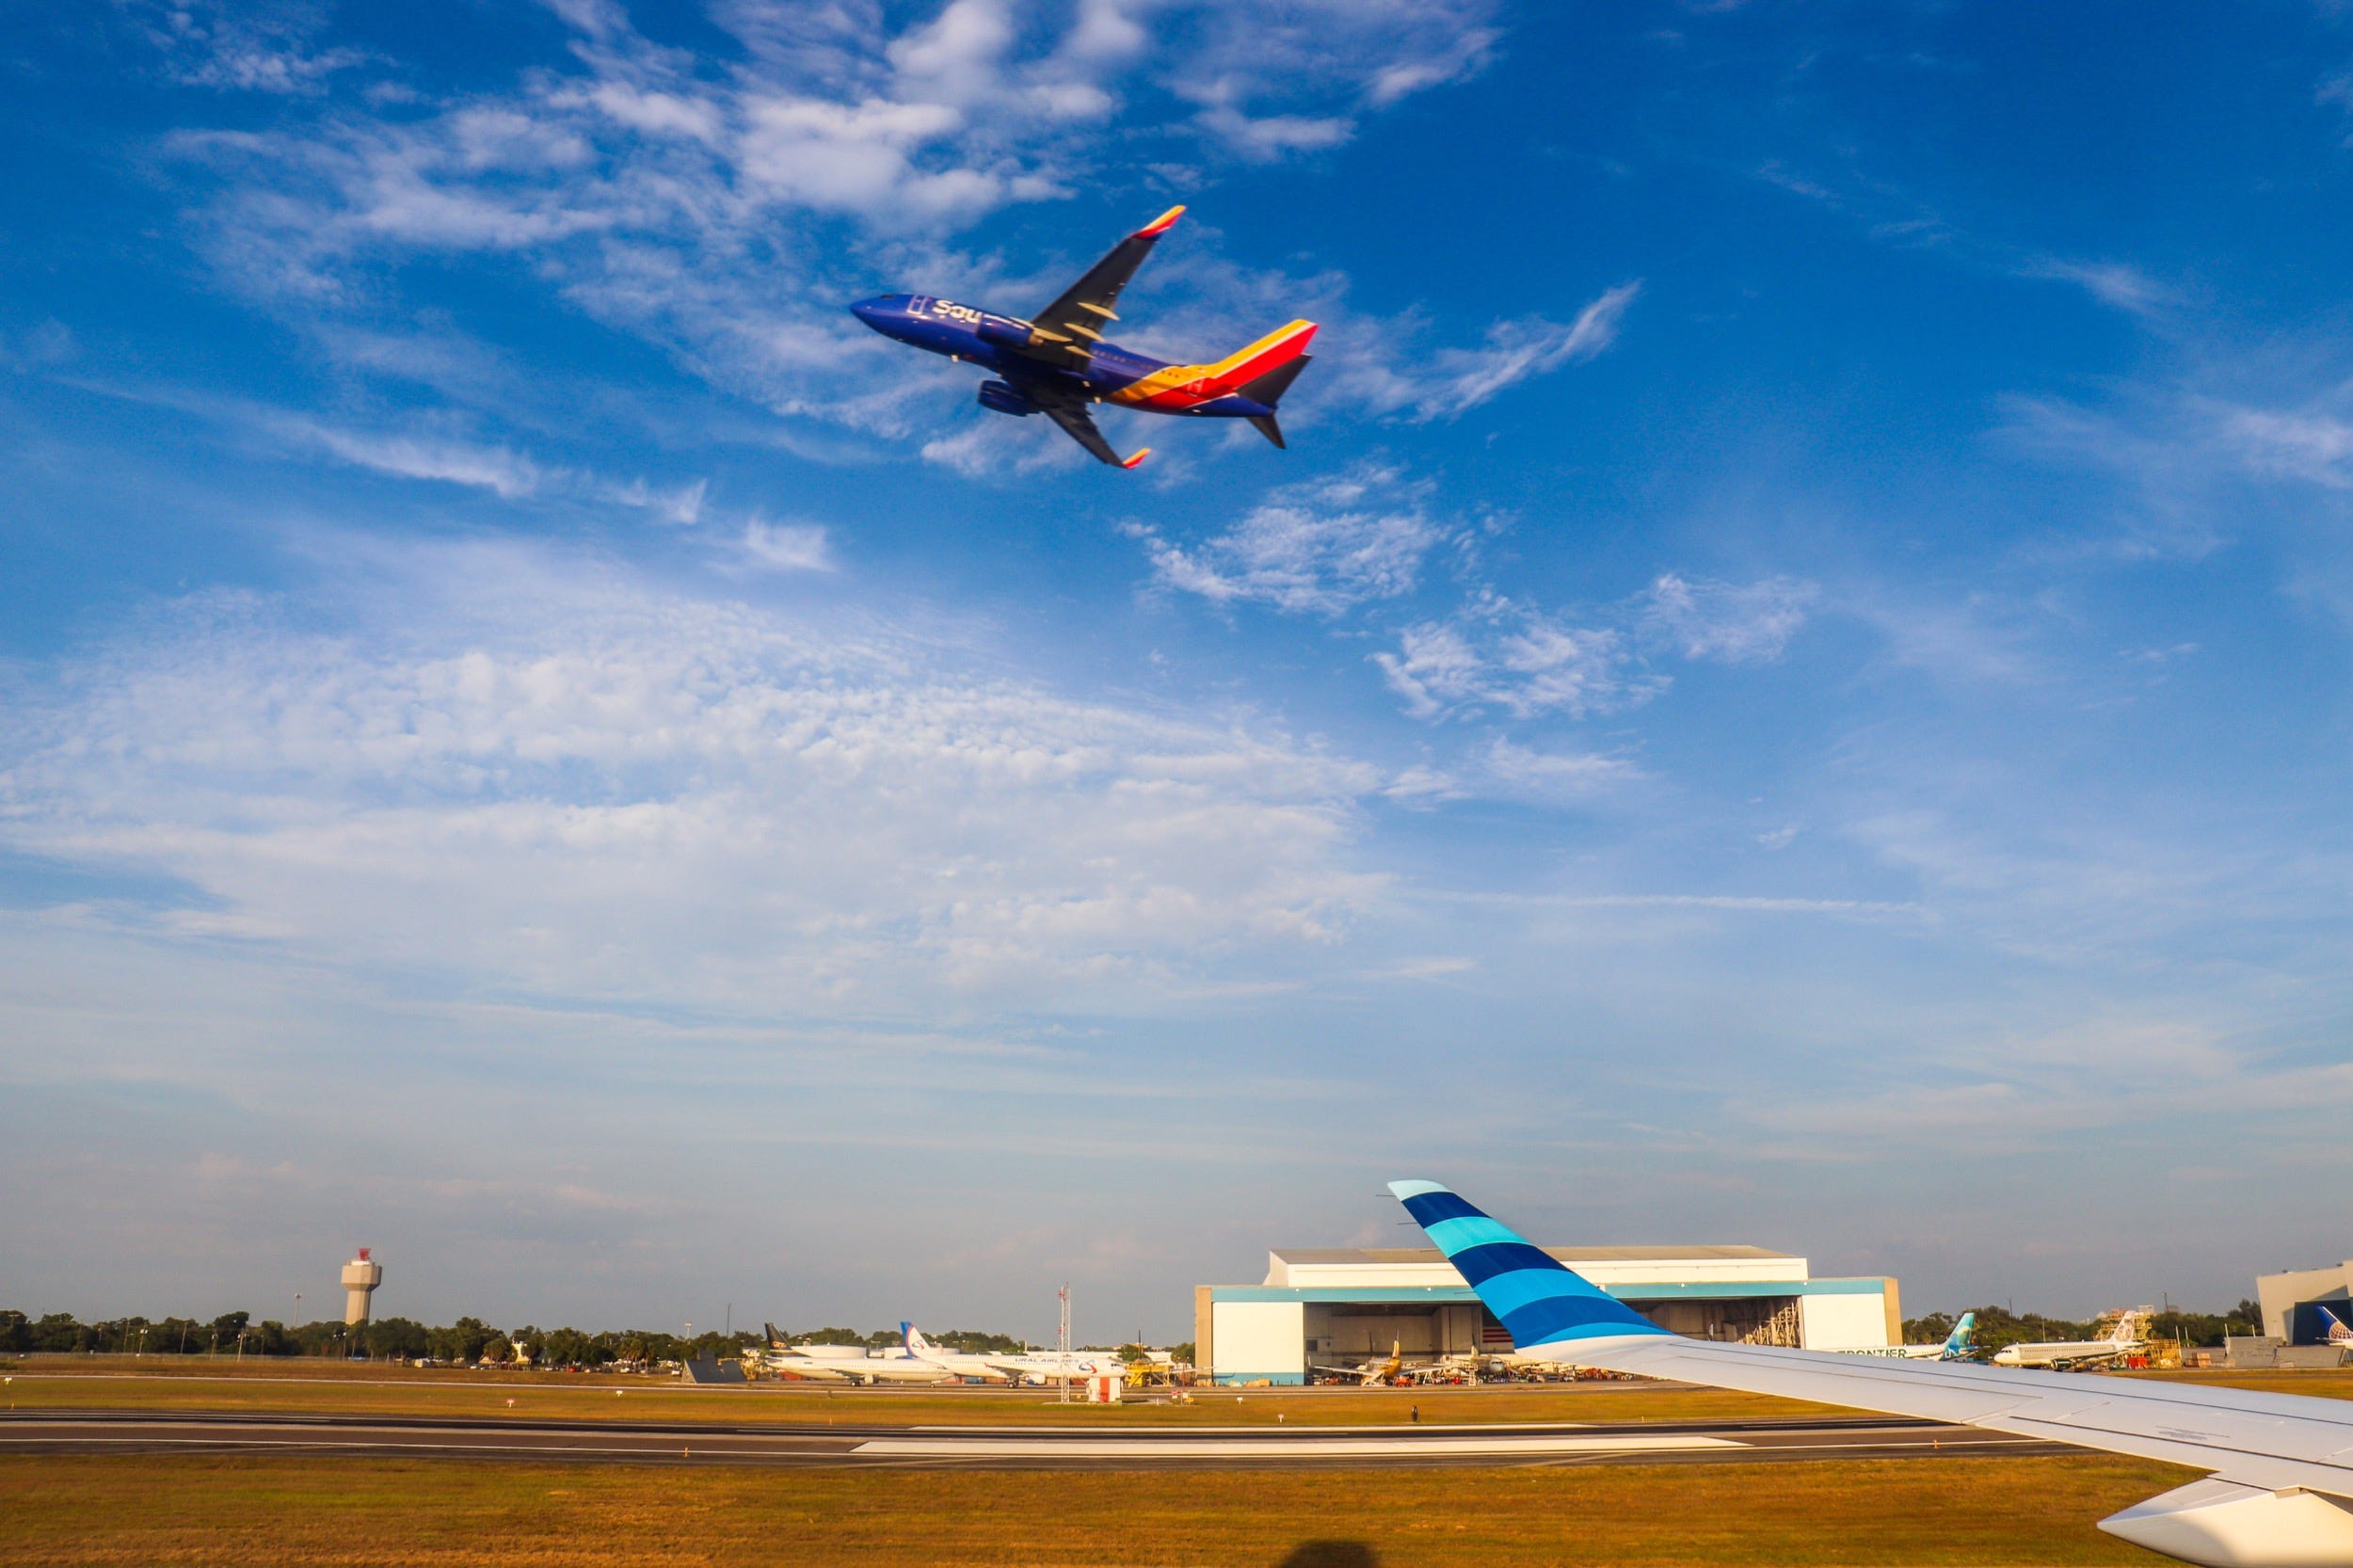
xmin=125 ymin=0 xmax=368 ymax=95
xmin=1131 ymin=462 xmax=1445 ymax=613
xmin=1640 ymin=572 xmax=1817 ymax=664
xmin=2214 ymin=406 xmax=2353 ymax=488
xmin=294 ymin=422 xmax=543 ymax=498
xmin=2019 ymin=257 xmax=2176 ymax=316
xmin=1477 ymin=737 xmax=1644 ymax=801
xmin=0 ymin=540 xmax=1389 ymax=1014
xmin=739 ymin=519 xmax=833 ymax=571
xmin=1412 ymin=283 xmax=1641 ymax=418
xmin=152 ymin=0 xmax=1514 ymax=456
xmin=1374 ymin=602 xmax=1661 ymax=721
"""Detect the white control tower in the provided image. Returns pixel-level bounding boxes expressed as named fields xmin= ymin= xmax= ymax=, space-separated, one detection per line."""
xmin=341 ymin=1248 xmax=383 ymax=1326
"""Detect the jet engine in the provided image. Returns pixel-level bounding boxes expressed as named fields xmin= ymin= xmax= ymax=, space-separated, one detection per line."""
xmin=976 ymin=379 xmax=1037 ymax=417
xmin=975 ymin=317 xmax=1037 ymax=351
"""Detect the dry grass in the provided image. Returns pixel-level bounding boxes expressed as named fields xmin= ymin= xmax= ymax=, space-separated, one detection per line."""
xmin=0 ymin=1360 xmax=1837 ymax=1426
xmin=0 ymin=1451 xmax=2196 ymax=1567
xmin=2125 ymin=1367 xmax=2353 ymax=1400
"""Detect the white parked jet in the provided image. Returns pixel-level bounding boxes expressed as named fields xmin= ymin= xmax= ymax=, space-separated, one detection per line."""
xmin=1392 ymin=1179 xmax=2353 ymax=1568
xmin=1992 ymin=1308 xmax=2150 ymax=1369
xmin=901 ymin=1324 xmax=1016 ymax=1383
xmin=754 ymin=1323 xmax=955 ymax=1384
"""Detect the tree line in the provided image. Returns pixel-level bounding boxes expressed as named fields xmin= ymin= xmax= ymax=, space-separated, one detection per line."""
xmin=0 ymin=1311 xmax=1056 ymax=1368
xmin=1901 ymin=1301 xmax=2265 ymax=1353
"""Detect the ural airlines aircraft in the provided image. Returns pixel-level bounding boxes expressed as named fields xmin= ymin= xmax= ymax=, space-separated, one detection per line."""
xmin=899 ymin=1324 xmax=1016 ymax=1383
xmin=1390 ymin=1180 xmax=2353 ymax=1568
xmin=1991 ymin=1308 xmax=2150 ymax=1369
xmin=849 ymin=207 xmax=1314 ymax=469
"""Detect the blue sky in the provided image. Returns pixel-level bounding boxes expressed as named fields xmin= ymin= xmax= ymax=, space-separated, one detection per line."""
xmin=4 ymin=0 xmax=2350 ymax=1343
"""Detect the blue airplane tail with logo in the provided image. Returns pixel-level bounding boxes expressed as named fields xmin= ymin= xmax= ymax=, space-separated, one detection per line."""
xmin=2320 ymin=1304 xmax=2353 ymax=1347
xmin=1388 ymin=1179 xmax=1670 ymax=1349
xmin=1941 ymin=1311 xmax=1977 ymax=1360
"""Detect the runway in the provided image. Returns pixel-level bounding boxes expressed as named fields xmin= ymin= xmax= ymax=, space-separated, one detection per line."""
xmin=0 ymin=1410 xmax=2069 ymax=1469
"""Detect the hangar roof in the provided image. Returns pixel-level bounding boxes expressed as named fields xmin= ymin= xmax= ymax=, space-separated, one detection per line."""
xmin=1264 ymin=1244 xmax=1809 ymax=1290
xmin=1271 ymin=1246 xmax=1794 ymax=1265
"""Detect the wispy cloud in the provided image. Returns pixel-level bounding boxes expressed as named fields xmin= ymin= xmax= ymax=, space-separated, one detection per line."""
xmin=1640 ymin=572 xmax=1817 ymax=664
xmin=1412 ymin=283 xmax=1641 ymax=419
xmin=293 ymin=421 xmax=543 ymax=499
xmin=2018 ymin=257 xmax=2177 ymax=316
xmin=156 ymin=0 xmax=1508 ymax=456
xmin=1129 ymin=462 xmax=1446 ymax=614
xmin=1375 ymin=602 xmax=1660 ymax=721
xmin=739 ymin=519 xmax=833 ymax=571
xmin=0 ymin=537 xmax=1387 ymax=1014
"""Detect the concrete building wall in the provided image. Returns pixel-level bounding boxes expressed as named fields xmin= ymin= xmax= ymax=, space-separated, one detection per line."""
xmin=2256 ymin=1264 xmax=2353 ymax=1343
xmin=1801 ymin=1290 xmax=1894 ymax=1352
xmin=1211 ymin=1301 xmax=1305 ymax=1384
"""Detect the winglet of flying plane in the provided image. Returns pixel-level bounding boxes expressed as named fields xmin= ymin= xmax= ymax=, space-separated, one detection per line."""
xmin=1389 ymin=1179 xmax=2353 ymax=1568
xmin=1136 ymin=205 xmax=1185 ymax=237
xmin=1120 ymin=448 xmax=1151 ymax=470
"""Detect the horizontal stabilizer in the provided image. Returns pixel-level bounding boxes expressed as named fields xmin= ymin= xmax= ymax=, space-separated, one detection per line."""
xmin=1237 ymin=355 xmax=1311 ymax=408
xmin=1247 ymin=414 xmax=1286 ymax=449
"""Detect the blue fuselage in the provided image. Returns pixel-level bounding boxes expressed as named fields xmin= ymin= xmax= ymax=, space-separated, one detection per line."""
xmin=848 ymin=294 xmax=1273 ymax=419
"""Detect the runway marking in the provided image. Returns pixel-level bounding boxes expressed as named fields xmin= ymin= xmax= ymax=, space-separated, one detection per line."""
xmin=854 ymin=1434 xmax=1744 ymax=1458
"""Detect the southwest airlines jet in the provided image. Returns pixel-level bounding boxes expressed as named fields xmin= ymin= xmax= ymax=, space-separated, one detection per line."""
xmin=1390 ymin=1180 xmax=2353 ymax=1568
xmin=849 ymin=207 xmax=1312 ymax=469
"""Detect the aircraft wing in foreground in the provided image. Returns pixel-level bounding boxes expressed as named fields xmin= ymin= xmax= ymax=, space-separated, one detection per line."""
xmin=1390 ymin=1179 xmax=2353 ymax=1568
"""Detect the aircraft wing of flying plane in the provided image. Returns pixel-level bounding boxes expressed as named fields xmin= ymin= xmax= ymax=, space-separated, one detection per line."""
xmin=848 ymin=207 xmax=1316 ymax=469
xmin=1389 ymin=1180 xmax=2353 ymax=1568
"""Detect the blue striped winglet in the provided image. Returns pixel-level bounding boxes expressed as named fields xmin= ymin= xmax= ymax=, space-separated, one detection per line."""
xmin=1388 ymin=1179 xmax=1669 ymax=1349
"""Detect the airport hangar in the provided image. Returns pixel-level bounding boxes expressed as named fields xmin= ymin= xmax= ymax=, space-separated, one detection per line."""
xmin=1196 ymin=1244 xmax=1901 ymax=1384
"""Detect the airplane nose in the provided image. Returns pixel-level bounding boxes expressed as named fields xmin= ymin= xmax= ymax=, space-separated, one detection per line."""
xmin=849 ymin=297 xmax=891 ymax=330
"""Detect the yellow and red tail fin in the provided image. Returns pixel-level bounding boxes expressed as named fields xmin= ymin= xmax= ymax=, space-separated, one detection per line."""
xmin=1204 ymin=319 xmax=1317 ymax=395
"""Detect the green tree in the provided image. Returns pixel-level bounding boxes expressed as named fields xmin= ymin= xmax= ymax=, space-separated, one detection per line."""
xmin=365 ymin=1317 xmax=429 ymax=1360
xmin=427 ymin=1317 xmax=497 ymax=1365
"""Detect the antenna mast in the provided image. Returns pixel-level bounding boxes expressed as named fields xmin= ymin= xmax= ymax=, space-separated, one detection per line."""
xmin=1057 ymin=1284 xmax=1072 ymax=1404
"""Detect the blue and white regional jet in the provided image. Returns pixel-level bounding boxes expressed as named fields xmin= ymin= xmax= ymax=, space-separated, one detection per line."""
xmin=1390 ymin=1179 xmax=2353 ymax=1568
xmin=1834 ymin=1308 xmax=1977 ymax=1360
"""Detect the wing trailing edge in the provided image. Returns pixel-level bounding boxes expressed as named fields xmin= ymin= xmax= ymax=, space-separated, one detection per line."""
xmin=1389 ymin=1179 xmax=2353 ymax=1568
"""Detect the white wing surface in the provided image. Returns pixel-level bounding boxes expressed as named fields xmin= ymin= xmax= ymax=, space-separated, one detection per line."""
xmin=1390 ymin=1178 xmax=2353 ymax=1568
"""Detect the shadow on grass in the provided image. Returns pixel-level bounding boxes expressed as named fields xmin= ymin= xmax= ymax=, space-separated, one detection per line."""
xmin=1277 ymin=1544 xmax=1381 ymax=1568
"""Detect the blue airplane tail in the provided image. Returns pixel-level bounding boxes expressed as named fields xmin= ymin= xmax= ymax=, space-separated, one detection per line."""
xmin=2320 ymin=1304 xmax=2353 ymax=1346
xmin=1941 ymin=1310 xmax=1977 ymax=1360
xmin=1389 ymin=1180 xmax=1670 ymax=1349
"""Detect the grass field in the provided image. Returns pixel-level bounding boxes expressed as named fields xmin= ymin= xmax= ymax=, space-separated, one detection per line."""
xmin=0 ymin=1358 xmax=1838 ymax=1426
xmin=7 ymin=1356 xmax=2348 ymax=1429
xmin=0 ymin=1451 xmax=2200 ymax=1567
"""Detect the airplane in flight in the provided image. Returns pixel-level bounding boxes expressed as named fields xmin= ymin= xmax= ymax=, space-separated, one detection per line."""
xmin=1991 ymin=1308 xmax=2150 ymax=1369
xmin=1834 ymin=1309 xmax=1978 ymax=1361
xmin=848 ymin=207 xmax=1314 ymax=470
xmin=1389 ymin=1179 xmax=2353 ymax=1568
